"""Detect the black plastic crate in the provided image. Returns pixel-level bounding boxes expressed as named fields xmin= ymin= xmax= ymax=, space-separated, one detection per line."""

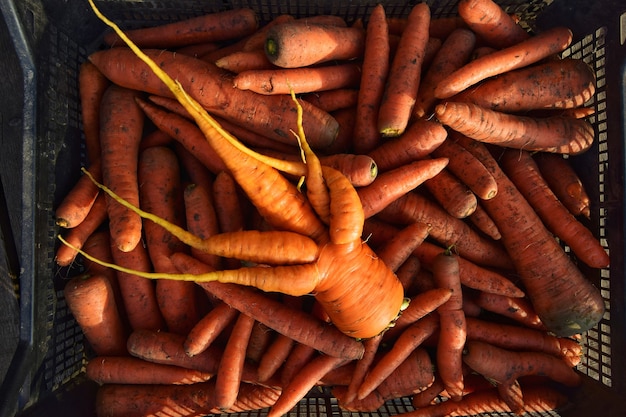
xmin=0 ymin=0 xmax=624 ymax=416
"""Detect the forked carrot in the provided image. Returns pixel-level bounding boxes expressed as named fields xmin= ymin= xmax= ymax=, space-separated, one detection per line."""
xmin=457 ymin=0 xmax=530 ymax=48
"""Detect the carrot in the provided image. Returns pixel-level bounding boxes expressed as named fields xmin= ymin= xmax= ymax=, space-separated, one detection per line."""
xmin=215 ymin=49 xmax=276 ymax=73
xmin=465 ymin=317 xmax=583 ymax=367
xmin=377 ymin=2 xmax=431 ymax=137
xmin=324 ymin=106 xmax=357 ymax=154
xmin=212 ymin=170 xmax=246 ymax=240
xmin=401 ymin=385 xmax=569 ymax=417
xmin=64 ymin=274 xmax=127 ymax=356
xmin=268 ymin=353 xmax=346 ymax=417
xmin=434 ymin=26 xmax=573 ymax=99
xmin=435 ymin=101 xmax=595 ymax=154
xmin=183 ymin=183 xmax=222 ymax=270
xmin=474 ymin=291 xmax=545 ymax=330
xmin=109 ymin=238 xmax=166 ymax=332
xmin=467 ymin=203 xmax=501 ymax=240
xmin=85 ymin=356 xmax=213 ymax=385
xmin=127 ymin=329 xmax=222 ymax=374
xmin=457 ymin=0 xmax=530 ymax=49
xmin=410 ymin=373 xmax=446 ymax=408
xmin=221 ymin=383 xmax=282 ymax=413
xmin=264 ymin=22 xmax=365 ymax=68
xmin=357 ymin=314 xmax=438 ymax=400
xmin=352 ymin=3 xmax=390 ymax=154
xmin=279 ymin=342 xmax=316 ymax=387
xmin=343 ymin=333 xmax=383 ymax=404
xmin=423 ymin=168 xmax=478 ymax=218
xmin=257 ymin=332 xmax=295 ymax=382
xmin=88 ymin=48 xmax=339 ymax=149
xmin=466 ymin=139 xmax=605 ymax=336
xmin=103 ymin=8 xmax=259 ymax=48
xmin=246 ymin=321 xmax=273 ymax=363
xmin=233 ymin=62 xmax=362 ymax=95
xmin=94 ymin=382 xmax=217 ymax=417
xmin=462 ymin=340 xmax=580 ymax=413
xmin=499 ymin=149 xmax=609 ymax=268
xmin=431 ymin=136 xmax=498 ymax=200
xmin=413 ymin=28 xmax=476 ymax=119
xmin=358 ymin=158 xmax=449 ymax=219
xmin=376 ymin=348 xmax=436 ymax=401
xmin=214 ymin=312 xmax=256 ymax=410
xmin=78 ymin=61 xmax=109 ymax=165
xmin=184 ymin=301 xmax=239 ymax=357
xmin=139 ymin=128 xmax=172 ymax=150
xmin=240 ymin=14 xmax=296 ymax=52
xmin=452 ymin=58 xmax=596 ymax=113
xmin=55 ymin=159 xmax=102 ymax=229
xmin=175 ymin=41 xmax=221 ymax=58
xmin=394 ymin=255 xmax=423 ymax=293
xmin=367 ymin=119 xmax=448 ymax=172
xmin=374 ymin=222 xmax=431 ymax=273
xmin=301 ymin=88 xmax=359 ymax=112
xmin=534 ymin=152 xmax=591 ymax=218
xmin=432 ymin=250 xmax=466 ymax=401
xmin=99 ymin=84 xmax=144 ymax=252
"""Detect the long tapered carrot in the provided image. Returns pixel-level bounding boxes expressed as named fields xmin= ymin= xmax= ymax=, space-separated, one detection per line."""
xmin=257 ymin=332 xmax=295 ymax=382
xmin=103 ymin=8 xmax=259 ymax=48
xmin=374 ymin=222 xmax=431 ymax=273
xmin=377 ymin=2 xmax=431 ymax=137
xmin=184 ymin=301 xmax=239 ymax=357
xmin=353 ymin=3 xmax=390 ymax=154
xmin=86 ymin=355 xmax=214 ymax=385
xmin=99 ymin=84 xmax=144 ymax=252
xmin=436 ymin=101 xmax=595 ymax=154
xmin=467 ymin=202 xmax=501 ymax=240
xmin=499 ymin=149 xmax=609 ymax=268
xmin=434 ymin=26 xmax=573 ymax=99
xmin=215 ymin=312 xmax=256 ymax=410
xmin=474 ymin=291 xmax=545 ymax=330
xmin=279 ymin=342 xmax=316 ymax=387
xmin=343 ymin=333 xmax=383 ymax=404
xmin=457 ymin=0 xmax=530 ymax=49
xmin=64 ymin=274 xmax=127 ymax=357
xmin=79 ymin=61 xmax=109 ymax=165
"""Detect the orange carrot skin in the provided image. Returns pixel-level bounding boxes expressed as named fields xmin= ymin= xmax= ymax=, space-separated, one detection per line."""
xmin=374 ymin=222 xmax=431 ymax=273
xmin=79 ymin=61 xmax=109 ymax=165
xmin=257 ymin=332 xmax=295 ymax=382
xmin=55 ymin=159 xmax=102 ymax=229
xmin=301 ymin=89 xmax=359 ymax=113
xmin=103 ymin=8 xmax=259 ymax=48
xmin=183 ymin=183 xmax=222 ymax=270
xmin=264 ymin=23 xmax=365 ymax=68
xmin=475 ymin=291 xmax=544 ymax=330
xmin=377 ymin=2 xmax=431 ymax=137
xmin=280 ymin=342 xmax=316 ymax=387
xmin=376 ymin=348 xmax=436 ymax=401
xmin=86 ymin=355 xmax=213 ymax=385
xmin=435 ymin=101 xmax=595 ymax=155
xmin=99 ymin=84 xmax=144 ymax=253
xmin=215 ymin=49 xmax=276 ymax=73
xmin=457 ymin=0 xmax=530 ymax=49
xmin=184 ymin=301 xmax=239 ymax=357
xmin=64 ymin=274 xmax=127 ymax=357
xmin=88 ymin=48 xmax=339 ymax=149
xmin=434 ymin=26 xmax=573 ymax=99
xmin=423 ymin=168 xmax=478 ymax=218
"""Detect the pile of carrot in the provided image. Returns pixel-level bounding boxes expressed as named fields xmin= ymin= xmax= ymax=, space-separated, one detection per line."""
xmin=54 ymin=0 xmax=608 ymax=415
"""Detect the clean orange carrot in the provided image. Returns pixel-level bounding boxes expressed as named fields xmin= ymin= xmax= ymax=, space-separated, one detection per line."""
xmin=457 ymin=0 xmax=530 ymax=48
xmin=257 ymin=332 xmax=295 ymax=383
xmin=357 ymin=314 xmax=439 ymax=400
xmin=465 ymin=317 xmax=582 ymax=367
xmin=269 ymin=353 xmax=346 ymax=417
xmin=423 ymin=168 xmax=478 ymax=218
xmin=233 ymin=62 xmax=362 ymax=95
xmin=434 ymin=26 xmax=573 ymax=99
xmin=466 ymin=139 xmax=605 ymax=336
xmin=467 ymin=203 xmax=501 ymax=240
xmin=103 ymin=8 xmax=259 ymax=48
xmin=264 ymin=22 xmax=365 ymax=68
xmin=215 ymin=49 xmax=276 ymax=73
xmin=88 ymin=48 xmax=339 ymax=149
xmin=377 ymin=2 xmax=431 ymax=137
xmin=353 ymin=3 xmax=390 ymax=154
xmin=55 ymin=159 xmax=102 ymax=229
xmin=301 ymin=89 xmax=359 ymax=113
xmin=413 ymin=28 xmax=476 ymax=119
xmin=401 ymin=385 xmax=569 ymax=417
xmin=215 ymin=312 xmax=256 ymax=410
xmin=374 ymin=222 xmax=431 ymax=273
xmin=534 ymin=152 xmax=591 ymax=218
xmin=86 ymin=355 xmax=213 ymax=385
xmin=433 ymin=250 xmax=466 ymax=401
xmin=367 ymin=119 xmax=448 ymax=172
xmin=499 ymin=148 xmax=608 ymax=268
xmin=462 ymin=340 xmax=580 ymax=413
xmin=431 ymin=136 xmax=498 ymax=200
xmin=78 ymin=61 xmax=109 ymax=165
xmin=475 ymin=291 xmax=545 ymax=330
xmin=64 ymin=274 xmax=127 ymax=356
xmin=451 ymin=58 xmax=596 ymax=112
xmin=99 ymin=84 xmax=144 ymax=252
xmin=55 ymin=193 xmax=108 ymax=267
xmin=184 ymin=301 xmax=239 ymax=357
xmin=358 ymin=157 xmax=449 ymax=218
xmin=435 ymin=101 xmax=595 ymax=154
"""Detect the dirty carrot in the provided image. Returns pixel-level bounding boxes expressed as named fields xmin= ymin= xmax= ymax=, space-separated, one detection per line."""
xmin=457 ymin=0 xmax=530 ymax=48
xmin=78 ymin=61 xmax=109 ymax=164
xmin=264 ymin=22 xmax=365 ymax=68
xmin=474 ymin=291 xmax=544 ymax=330
xmin=257 ymin=332 xmax=295 ymax=382
xmin=103 ymin=8 xmax=259 ymax=48
xmin=64 ymin=274 xmax=127 ymax=356
xmin=55 ymin=159 xmax=102 ymax=229
xmin=86 ymin=356 xmax=213 ymax=385
xmin=211 ymin=171 xmax=246 ymax=269
xmin=279 ymin=342 xmax=316 ymax=387
xmin=183 ymin=183 xmax=222 ymax=270
xmin=301 ymin=88 xmax=359 ymax=113
xmin=184 ymin=301 xmax=239 ymax=357
xmin=353 ymin=3 xmax=390 ymax=154
xmin=343 ymin=333 xmax=383 ymax=404
xmin=423 ymin=168 xmax=478 ymax=218
xmin=215 ymin=49 xmax=276 ymax=73
xmin=374 ymin=222 xmax=431 ymax=273
xmin=377 ymin=2 xmax=431 ymax=137
xmin=435 ymin=101 xmax=595 ymax=154
xmin=434 ymin=26 xmax=573 ymax=99
xmin=376 ymin=348 xmax=436 ymax=401
xmin=467 ymin=203 xmax=501 ymax=240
